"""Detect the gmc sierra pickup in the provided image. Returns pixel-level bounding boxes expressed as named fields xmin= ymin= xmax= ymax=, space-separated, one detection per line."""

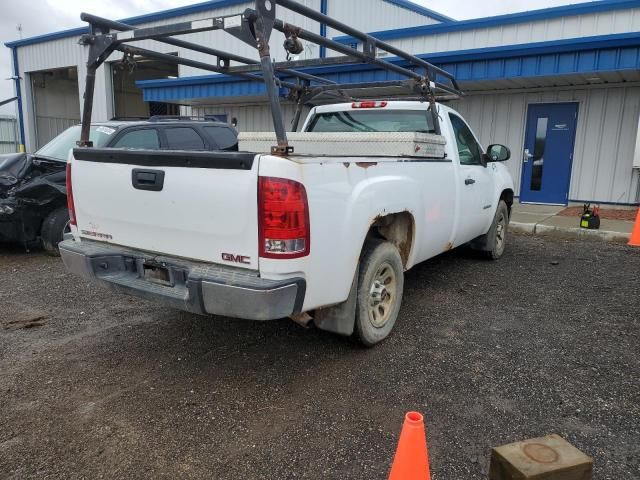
xmin=59 ymin=101 xmax=514 ymax=345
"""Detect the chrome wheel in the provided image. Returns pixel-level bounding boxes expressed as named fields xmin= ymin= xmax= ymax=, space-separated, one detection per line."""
xmin=368 ymin=262 xmax=397 ymax=328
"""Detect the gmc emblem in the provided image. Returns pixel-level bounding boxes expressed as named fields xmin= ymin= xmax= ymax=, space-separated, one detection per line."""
xmin=222 ymin=253 xmax=251 ymax=265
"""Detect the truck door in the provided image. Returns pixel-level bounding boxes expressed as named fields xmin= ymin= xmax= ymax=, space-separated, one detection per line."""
xmin=448 ymin=113 xmax=494 ymax=244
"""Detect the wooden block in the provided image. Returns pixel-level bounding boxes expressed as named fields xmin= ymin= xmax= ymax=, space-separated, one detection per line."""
xmin=489 ymin=434 xmax=593 ymax=480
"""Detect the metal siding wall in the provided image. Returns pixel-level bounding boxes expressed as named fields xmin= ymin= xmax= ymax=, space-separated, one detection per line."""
xmin=0 ymin=116 xmax=18 ymax=153
xmin=386 ymin=8 xmax=640 ymax=55
xmin=191 ymin=103 xmax=310 ymax=132
xmin=449 ymin=85 xmax=640 ymax=204
xmin=325 ymin=0 xmax=439 ymax=42
xmin=171 ymin=0 xmax=323 ymax=75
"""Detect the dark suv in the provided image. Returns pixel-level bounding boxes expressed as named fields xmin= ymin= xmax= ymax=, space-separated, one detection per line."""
xmin=0 ymin=117 xmax=238 ymax=254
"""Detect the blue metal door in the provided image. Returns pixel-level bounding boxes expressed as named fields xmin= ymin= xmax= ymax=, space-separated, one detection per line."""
xmin=521 ymin=103 xmax=578 ymax=204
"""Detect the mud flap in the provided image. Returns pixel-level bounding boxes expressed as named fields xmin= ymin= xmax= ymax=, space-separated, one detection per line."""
xmin=313 ymin=266 xmax=358 ymax=336
xmin=471 ymin=213 xmax=498 ymax=252
xmin=470 ymin=229 xmax=492 ymax=252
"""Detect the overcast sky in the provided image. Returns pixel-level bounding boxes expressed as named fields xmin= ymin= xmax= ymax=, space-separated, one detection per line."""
xmin=0 ymin=0 xmax=593 ymax=114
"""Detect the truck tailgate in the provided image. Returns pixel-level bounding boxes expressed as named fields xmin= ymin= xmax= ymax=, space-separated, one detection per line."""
xmin=70 ymin=148 xmax=259 ymax=269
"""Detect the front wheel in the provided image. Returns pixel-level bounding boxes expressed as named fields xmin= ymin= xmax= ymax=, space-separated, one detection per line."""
xmin=354 ymin=240 xmax=404 ymax=346
xmin=41 ymin=207 xmax=70 ymax=256
xmin=476 ymin=200 xmax=509 ymax=260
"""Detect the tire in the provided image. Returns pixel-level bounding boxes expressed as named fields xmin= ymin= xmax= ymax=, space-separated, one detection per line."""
xmin=41 ymin=207 xmax=70 ymax=256
xmin=354 ymin=240 xmax=404 ymax=346
xmin=478 ymin=200 xmax=509 ymax=260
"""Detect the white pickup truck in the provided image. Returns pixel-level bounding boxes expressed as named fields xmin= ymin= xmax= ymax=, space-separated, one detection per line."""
xmin=60 ymin=101 xmax=514 ymax=345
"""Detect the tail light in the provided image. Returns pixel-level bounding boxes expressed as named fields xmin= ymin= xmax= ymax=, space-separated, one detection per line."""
xmin=258 ymin=177 xmax=309 ymax=259
xmin=66 ymin=163 xmax=77 ymax=226
xmin=351 ymin=101 xmax=387 ymax=109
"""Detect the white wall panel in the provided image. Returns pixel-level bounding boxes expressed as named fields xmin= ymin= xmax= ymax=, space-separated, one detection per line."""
xmin=449 ymin=85 xmax=640 ymax=204
xmin=386 ymin=8 xmax=640 ymax=55
xmin=325 ymin=0 xmax=439 ymax=42
xmin=191 ymin=102 xmax=310 ymax=133
xmin=0 ymin=116 xmax=18 ymax=153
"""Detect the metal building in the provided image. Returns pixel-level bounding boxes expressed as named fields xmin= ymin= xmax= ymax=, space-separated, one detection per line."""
xmin=0 ymin=116 xmax=18 ymax=154
xmin=5 ymin=0 xmax=640 ymax=205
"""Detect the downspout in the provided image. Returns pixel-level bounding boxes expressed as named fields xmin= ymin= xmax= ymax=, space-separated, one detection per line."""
xmin=11 ymin=47 xmax=26 ymax=153
xmin=319 ymin=0 xmax=328 ymax=58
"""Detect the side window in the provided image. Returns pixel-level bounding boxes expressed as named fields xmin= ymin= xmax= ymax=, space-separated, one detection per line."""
xmin=449 ymin=114 xmax=483 ymax=166
xmin=113 ymin=129 xmax=160 ymax=149
xmin=164 ymin=127 xmax=205 ymax=150
xmin=203 ymin=126 xmax=238 ymax=150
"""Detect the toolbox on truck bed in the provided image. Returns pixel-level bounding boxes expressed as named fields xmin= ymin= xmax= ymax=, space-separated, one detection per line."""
xmin=238 ymin=132 xmax=447 ymax=159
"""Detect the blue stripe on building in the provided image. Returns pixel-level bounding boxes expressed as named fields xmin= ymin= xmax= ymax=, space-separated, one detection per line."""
xmin=11 ymin=47 xmax=25 ymax=151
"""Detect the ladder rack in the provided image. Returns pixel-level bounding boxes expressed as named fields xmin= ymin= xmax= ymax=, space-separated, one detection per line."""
xmin=78 ymin=0 xmax=463 ymax=155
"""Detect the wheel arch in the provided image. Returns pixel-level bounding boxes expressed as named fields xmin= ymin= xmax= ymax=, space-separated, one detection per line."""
xmin=499 ymin=188 xmax=514 ymax=217
xmin=365 ymin=211 xmax=415 ymax=269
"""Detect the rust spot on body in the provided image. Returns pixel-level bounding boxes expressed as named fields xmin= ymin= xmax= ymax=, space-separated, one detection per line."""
xmin=445 ymin=242 xmax=453 ymax=251
xmin=355 ymin=162 xmax=378 ymax=169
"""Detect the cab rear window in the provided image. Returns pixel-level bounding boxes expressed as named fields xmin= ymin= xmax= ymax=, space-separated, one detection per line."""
xmin=306 ymin=110 xmax=435 ymax=133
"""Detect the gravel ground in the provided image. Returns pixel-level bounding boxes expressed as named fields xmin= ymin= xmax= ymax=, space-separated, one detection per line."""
xmin=0 ymin=234 xmax=638 ymax=480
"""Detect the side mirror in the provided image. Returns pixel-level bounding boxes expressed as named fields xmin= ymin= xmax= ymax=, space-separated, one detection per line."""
xmin=487 ymin=144 xmax=510 ymax=162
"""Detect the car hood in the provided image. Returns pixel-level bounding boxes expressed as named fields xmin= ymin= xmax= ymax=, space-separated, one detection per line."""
xmin=0 ymin=152 xmax=66 ymax=203
xmin=0 ymin=152 xmax=30 ymax=189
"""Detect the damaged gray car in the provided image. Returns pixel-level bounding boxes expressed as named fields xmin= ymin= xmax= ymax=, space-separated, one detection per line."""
xmin=0 ymin=125 xmax=113 ymax=254
xmin=1 ymin=119 xmax=239 ymax=254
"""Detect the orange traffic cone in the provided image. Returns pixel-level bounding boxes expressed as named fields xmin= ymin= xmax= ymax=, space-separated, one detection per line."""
xmin=629 ymin=208 xmax=640 ymax=247
xmin=388 ymin=412 xmax=431 ymax=480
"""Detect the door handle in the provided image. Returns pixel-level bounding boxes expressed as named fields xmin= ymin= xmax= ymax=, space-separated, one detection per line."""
xmin=132 ymin=168 xmax=165 ymax=192
xmin=465 ymin=178 xmax=476 ymax=185
xmin=523 ymin=148 xmax=534 ymax=163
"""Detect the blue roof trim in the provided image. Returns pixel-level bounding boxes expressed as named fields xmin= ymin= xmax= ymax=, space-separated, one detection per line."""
xmin=5 ymin=0 xmax=251 ymax=48
xmin=380 ymin=0 xmax=455 ymax=22
xmin=334 ymin=0 xmax=640 ymax=43
xmin=5 ymin=26 xmax=88 ymax=48
xmin=137 ymin=32 xmax=640 ymax=102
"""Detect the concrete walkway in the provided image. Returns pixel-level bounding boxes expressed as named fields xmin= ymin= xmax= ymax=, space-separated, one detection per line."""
xmin=510 ymin=203 xmax=636 ymax=243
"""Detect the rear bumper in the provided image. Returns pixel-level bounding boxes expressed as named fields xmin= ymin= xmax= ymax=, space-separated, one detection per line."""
xmin=59 ymin=239 xmax=305 ymax=321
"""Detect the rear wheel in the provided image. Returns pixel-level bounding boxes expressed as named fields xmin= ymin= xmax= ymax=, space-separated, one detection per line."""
xmin=41 ymin=207 xmax=70 ymax=256
xmin=354 ymin=240 xmax=404 ymax=346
